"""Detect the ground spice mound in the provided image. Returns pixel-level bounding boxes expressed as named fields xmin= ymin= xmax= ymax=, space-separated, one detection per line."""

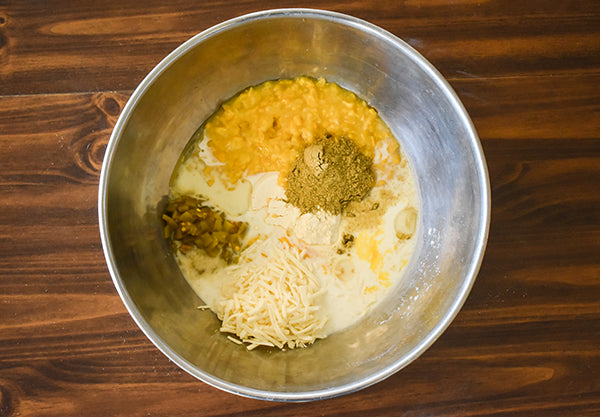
xmin=285 ymin=135 xmax=376 ymax=215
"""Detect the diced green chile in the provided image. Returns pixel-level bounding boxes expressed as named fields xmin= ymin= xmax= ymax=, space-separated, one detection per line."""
xmin=162 ymin=195 xmax=248 ymax=263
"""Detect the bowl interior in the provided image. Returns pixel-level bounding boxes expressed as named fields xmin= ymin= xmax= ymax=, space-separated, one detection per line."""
xmin=100 ymin=10 xmax=489 ymax=400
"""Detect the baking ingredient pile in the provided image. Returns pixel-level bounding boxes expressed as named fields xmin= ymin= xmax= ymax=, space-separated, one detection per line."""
xmin=162 ymin=77 xmax=419 ymax=350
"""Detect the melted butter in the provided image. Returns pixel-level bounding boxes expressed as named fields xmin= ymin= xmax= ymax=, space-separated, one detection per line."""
xmin=355 ymin=230 xmax=385 ymax=273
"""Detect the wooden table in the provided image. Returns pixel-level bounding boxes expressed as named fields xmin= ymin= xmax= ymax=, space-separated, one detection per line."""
xmin=1 ymin=1 xmax=599 ymax=415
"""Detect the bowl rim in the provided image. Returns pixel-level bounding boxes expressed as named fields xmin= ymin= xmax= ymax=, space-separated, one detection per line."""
xmin=98 ymin=7 xmax=491 ymax=402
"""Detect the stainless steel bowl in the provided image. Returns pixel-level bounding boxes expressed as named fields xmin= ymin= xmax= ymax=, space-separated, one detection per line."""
xmin=99 ymin=9 xmax=490 ymax=401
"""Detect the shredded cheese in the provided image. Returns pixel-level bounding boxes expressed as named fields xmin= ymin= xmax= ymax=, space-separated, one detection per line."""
xmin=219 ymin=238 xmax=327 ymax=350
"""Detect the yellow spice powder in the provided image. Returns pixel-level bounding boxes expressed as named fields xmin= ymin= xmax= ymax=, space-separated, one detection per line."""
xmin=203 ymin=77 xmax=399 ymax=184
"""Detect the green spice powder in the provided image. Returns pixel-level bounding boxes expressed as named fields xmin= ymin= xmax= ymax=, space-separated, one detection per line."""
xmin=285 ymin=135 xmax=376 ymax=215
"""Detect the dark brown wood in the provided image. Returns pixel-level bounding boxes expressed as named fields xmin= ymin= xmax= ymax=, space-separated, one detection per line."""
xmin=0 ymin=1 xmax=598 ymax=94
xmin=1 ymin=1 xmax=599 ymax=416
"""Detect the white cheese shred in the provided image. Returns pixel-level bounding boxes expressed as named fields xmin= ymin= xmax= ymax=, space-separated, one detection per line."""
xmin=219 ymin=238 xmax=327 ymax=350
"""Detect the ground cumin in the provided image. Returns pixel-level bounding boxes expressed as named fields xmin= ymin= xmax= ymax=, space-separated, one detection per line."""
xmin=285 ymin=135 xmax=375 ymax=215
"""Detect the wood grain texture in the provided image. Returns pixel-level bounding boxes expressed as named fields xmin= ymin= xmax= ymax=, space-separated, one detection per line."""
xmin=1 ymin=0 xmax=599 ymax=415
xmin=0 ymin=1 xmax=599 ymax=94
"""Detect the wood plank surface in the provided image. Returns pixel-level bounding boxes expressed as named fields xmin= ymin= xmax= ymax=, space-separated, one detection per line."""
xmin=0 ymin=1 xmax=599 ymax=94
xmin=1 ymin=0 xmax=599 ymax=416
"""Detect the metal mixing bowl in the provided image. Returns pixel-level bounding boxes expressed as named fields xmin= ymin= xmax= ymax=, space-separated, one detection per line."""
xmin=98 ymin=9 xmax=490 ymax=401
